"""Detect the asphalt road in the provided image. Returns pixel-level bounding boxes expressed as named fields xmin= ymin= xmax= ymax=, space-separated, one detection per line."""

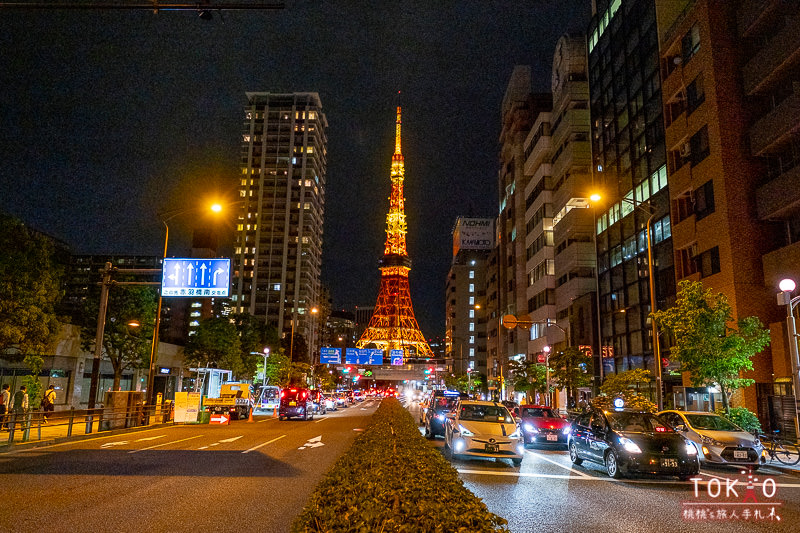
xmin=0 ymin=399 xmax=381 ymax=533
xmin=407 ymin=400 xmax=800 ymax=533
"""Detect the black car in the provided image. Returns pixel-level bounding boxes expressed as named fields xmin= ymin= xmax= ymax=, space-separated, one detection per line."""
xmin=424 ymin=391 xmax=467 ymax=439
xmin=568 ymin=408 xmax=700 ymax=479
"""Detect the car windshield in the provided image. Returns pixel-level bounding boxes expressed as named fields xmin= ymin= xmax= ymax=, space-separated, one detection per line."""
xmin=522 ymin=407 xmax=558 ymax=418
xmin=433 ymin=398 xmax=459 ymax=412
xmin=459 ymin=405 xmax=514 ymax=423
xmin=605 ymin=412 xmax=673 ymax=433
xmin=685 ymin=414 xmax=741 ymax=431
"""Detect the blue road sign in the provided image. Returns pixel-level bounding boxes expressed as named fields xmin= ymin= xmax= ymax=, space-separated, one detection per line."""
xmin=320 ymin=347 xmax=341 ymax=365
xmin=345 ymin=348 xmax=384 ymax=365
xmin=390 ymin=350 xmax=404 ymax=365
xmin=345 ymin=348 xmax=361 ymax=365
xmin=367 ymin=349 xmax=384 ymax=365
xmin=161 ymin=258 xmax=230 ymax=297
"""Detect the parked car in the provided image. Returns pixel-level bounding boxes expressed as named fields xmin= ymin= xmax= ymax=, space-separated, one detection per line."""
xmin=444 ymin=400 xmax=524 ymax=465
xmin=278 ymin=388 xmax=315 ymax=421
xmin=658 ymin=410 xmax=765 ymax=469
xmin=568 ymin=407 xmax=699 ymax=479
xmin=518 ymin=405 xmax=571 ymax=447
xmin=322 ymin=393 xmax=337 ymax=411
xmin=257 ymin=385 xmax=281 ymax=412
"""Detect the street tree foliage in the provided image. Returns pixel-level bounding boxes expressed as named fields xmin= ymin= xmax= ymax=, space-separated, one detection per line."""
xmin=651 ymin=280 xmax=771 ymax=413
xmin=0 ymin=214 xmax=63 ymax=399
xmin=184 ymin=316 xmax=243 ymax=375
xmin=443 ymin=372 xmax=483 ymax=394
xmin=230 ymin=312 xmax=280 ymax=360
xmin=547 ymin=346 xmax=592 ymax=408
xmin=281 ymin=332 xmax=309 ymax=363
xmin=508 ymin=359 xmax=550 ymax=403
xmin=263 ymin=349 xmax=310 ymax=387
xmin=593 ymin=369 xmax=657 ymax=414
xmin=80 ymin=285 xmax=157 ymax=391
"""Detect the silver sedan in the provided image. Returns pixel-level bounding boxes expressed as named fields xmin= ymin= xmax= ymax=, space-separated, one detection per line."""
xmin=658 ymin=410 xmax=765 ymax=469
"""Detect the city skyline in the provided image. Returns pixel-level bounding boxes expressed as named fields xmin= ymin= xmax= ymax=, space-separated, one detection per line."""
xmin=0 ymin=2 xmax=590 ymax=336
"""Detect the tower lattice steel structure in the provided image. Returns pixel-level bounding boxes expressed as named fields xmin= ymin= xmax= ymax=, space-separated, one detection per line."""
xmin=356 ymin=106 xmax=433 ymax=359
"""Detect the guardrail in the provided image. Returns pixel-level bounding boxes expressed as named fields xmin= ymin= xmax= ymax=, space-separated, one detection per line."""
xmin=3 ymin=403 xmax=175 ymax=445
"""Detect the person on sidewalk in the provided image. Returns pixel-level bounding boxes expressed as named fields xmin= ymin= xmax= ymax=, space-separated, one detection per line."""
xmin=12 ymin=385 xmax=28 ymax=430
xmin=42 ymin=385 xmax=56 ymax=422
xmin=0 ymin=384 xmax=9 ymax=430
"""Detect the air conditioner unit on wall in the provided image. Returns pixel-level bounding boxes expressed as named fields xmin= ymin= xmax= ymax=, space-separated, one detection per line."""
xmin=679 ymin=142 xmax=691 ymax=158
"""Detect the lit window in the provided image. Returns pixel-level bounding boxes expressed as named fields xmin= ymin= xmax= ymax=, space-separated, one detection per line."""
xmin=309 ymin=111 xmax=316 ymax=120
xmin=305 ymin=179 xmax=312 ymax=187
xmin=190 ymin=320 xmax=200 ymax=327
xmin=469 ymin=270 xmax=475 ymax=279
xmin=469 ymin=296 xmax=474 ymax=305
xmin=469 ymin=358 xmax=475 ymax=367
xmin=470 ymin=260 xmax=476 ymax=266
xmin=190 ymin=312 xmax=201 ymax=318
xmin=469 ymin=336 xmax=475 ymax=344
xmin=307 ymin=146 xmax=314 ymax=154
xmin=292 ymin=157 xmax=297 ymax=165
xmin=273 ymin=284 xmax=281 ymax=291
xmin=469 ymin=284 xmax=475 ymax=293
xmin=469 ymin=310 xmax=475 ymax=318
xmin=191 ymin=302 xmax=202 ymax=308
xmin=469 ymin=322 xmax=475 ymax=332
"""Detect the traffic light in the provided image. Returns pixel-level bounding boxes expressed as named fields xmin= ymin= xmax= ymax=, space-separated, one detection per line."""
xmin=343 ymin=366 xmax=351 ymax=374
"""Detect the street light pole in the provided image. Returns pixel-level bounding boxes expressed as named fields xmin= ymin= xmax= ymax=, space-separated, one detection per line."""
xmin=88 ymin=262 xmax=113 ymax=412
xmin=778 ymin=279 xmax=800 ymax=438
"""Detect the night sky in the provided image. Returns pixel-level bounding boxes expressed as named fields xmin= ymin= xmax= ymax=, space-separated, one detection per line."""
xmin=0 ymin=1 xmax=590 ymax=337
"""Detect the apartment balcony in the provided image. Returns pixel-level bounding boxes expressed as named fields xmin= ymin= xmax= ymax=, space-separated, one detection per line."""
xmin=756 ymin=163 xmax=800 ymax=220
xmin=524 ymin=135 xmax=551 ymax=175
xmin=749 ymin=89 xmax=800 ymax=155
xmin=742 ymin=15 xmax=800 ymax=95
xmin=551 ymin=142 xmax=592 ymax=184
xmin=738 ymin=0 xmax=785 ymax=38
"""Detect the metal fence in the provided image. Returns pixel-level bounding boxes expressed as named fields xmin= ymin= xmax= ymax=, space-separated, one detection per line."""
xmin=2 ymin=403 xmax=175 ymax=445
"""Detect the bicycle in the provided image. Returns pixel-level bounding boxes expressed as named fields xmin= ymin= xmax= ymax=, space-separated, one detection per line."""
xmin=758 ymin=430 xmax=800 ymax=465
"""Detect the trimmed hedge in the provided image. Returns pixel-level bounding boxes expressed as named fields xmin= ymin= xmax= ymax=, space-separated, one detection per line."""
xmin=291 ymin=398 xmax=508 ymax=533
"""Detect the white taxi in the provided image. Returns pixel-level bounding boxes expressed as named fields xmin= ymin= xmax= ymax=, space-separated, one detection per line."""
xmin=444 ymin=400 xmax=524 ymax=465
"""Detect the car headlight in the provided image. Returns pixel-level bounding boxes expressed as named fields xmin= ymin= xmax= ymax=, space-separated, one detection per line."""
xmin=523 ymin=423 xmax=537 ymax=433
xmin=458 ymin=424 xmax=474 ymax=437
xmin=509 ymin=429 xmax=521 ymax=439
xmin=685 ymin=442 xmax=698 ymax=456
xmin=436 ymin=414 xmax=445 ymax=421
xmin=700 ymin=435 xmax=725 ymax=447
xmin=619 ymin=436 xmax=642 ymax=454
xmin=562 ymin=426 xmax=571 ymax=435
xmin=753 ymin=438 xmax=761 ymax=448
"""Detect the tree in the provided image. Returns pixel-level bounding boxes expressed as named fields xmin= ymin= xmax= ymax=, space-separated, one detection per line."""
xmin=282 ymin=332 xmax=309 ymax=363
xmin=80 ymin=285 xmax=157 ymax=391
xmin=263 ymin=350 xmax=309 ymax=387
xmin=548 ymin=346 xmax=592 ymax=408
xmin=184 ymin=317 xmax=243 ymax=376
xmin=508 ymin=360 xmax=549 ymax=403
xmin=229 ymin=313 xmax=280 ymax=381
xmin=0 ymin=214 xmax=63 ymax=401
xmin=651 ymin=280 xmax=771 ymax=413
xmin=593 ymin=369 xmax=657 ymax=413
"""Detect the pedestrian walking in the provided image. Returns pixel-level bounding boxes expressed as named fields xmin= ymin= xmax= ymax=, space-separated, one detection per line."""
xmin=12 ymin=385 xmax=28 ymax=430
xmin=0 ymin=384 xmax=10 ymax=430
xmin=42 ymin=384 xmax=56 ymax=422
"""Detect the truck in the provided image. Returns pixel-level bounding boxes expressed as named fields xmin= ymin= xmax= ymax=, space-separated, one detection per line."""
xmin=203 ymin=382 xmax=253 ymax=420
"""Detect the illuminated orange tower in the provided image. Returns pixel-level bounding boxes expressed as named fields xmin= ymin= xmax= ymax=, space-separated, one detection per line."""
xmin=356 ymin=106 xmax=433 ymax=359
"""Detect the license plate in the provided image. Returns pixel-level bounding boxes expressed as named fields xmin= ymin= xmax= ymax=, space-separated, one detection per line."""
xmin=547 ymin=434 xmax=559 ymax=442
xmin=485 ymin=444 xmax=499 ymax=453
xmin=289 ymin=401 xmax=296 ymax=406
xmin=661 ymin=458 xmax=678 ymax=468
xmin=734 ymin=450 xmax=748 ymax=459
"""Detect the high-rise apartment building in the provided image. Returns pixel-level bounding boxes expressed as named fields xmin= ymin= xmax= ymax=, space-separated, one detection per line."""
xmin=657 ymin=0 xmax=799 ymax=435
xmin=445 ymin=217 xmax=493 ymax=376
xmin=488 ymin=66 xmax=552 ymax=396
xmin=233 ymin=92 xmax=328 ymax=355
xmin=588 ymin=0 xmax=675 ymax=397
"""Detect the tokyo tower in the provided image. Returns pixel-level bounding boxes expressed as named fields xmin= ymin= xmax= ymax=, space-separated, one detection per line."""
xmin=356 ymin=106 xmax=433 ymax=359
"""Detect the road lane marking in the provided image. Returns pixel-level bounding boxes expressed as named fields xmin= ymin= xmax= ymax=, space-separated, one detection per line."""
xmin=242 ymin=434 xmax=286 ymax=454
xmin=298 ymin=435 xmax=324 ymax=450
xmin=128 ymin=434 xmax=204 ymax=453
xmin=136 ymin=435 xmax=166 ymax=442
xmin=9 ymin=425 xmax=181 ymax=452
xmin=525 ymin=450 xmax=592 ymax=478
xmin=101 ymin=441 xmax=129 ymax=448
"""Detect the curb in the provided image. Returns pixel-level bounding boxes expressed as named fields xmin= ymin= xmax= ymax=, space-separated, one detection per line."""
xmin=0 ymin=422 xmax=177 ymax=453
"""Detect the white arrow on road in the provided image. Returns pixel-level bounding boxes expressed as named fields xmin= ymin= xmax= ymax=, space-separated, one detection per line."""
xmin=298 ymin=435 xmax=324 ymax=450
xmin=200 ymin=263 xmax=207 ymax=285
xmin=186 ymin=263 xmax=194 ymax=284
xmin=200 ymin=435 xmax=244 ymax=449
xmin=213 ymin=267 xmax=224 ymax=284
xmin=101 ymin=441 xmax=129 ymax=448
xmin=219 ymin=435 xmax=243 ymax=443
xmin=135 ymin=435 xmax=166 ymax=442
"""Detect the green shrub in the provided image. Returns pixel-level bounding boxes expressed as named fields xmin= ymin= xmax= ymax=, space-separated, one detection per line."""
xmin=717 ymin=406 xmax=762 ymax=434
xmin=592 ymin=393 xmax=658 ymax=414
xmin=291 ymin=398 xmax=508 ymax=533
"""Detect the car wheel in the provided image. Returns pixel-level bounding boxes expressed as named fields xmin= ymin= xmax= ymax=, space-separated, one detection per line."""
xmin=512 ymin=457 xmax=522 ymax=466
xmin=569 ymin=442 xmax=583 ymax=465
xmin=278 ymin=415 xmax=284 ymax=421
xmin=425 ymin=424 xmax=433 ymax=439
xmin=679 ymin=474 xmax=693 ymax=481
xmin=605 ymin=450 xmax=623 ymax=479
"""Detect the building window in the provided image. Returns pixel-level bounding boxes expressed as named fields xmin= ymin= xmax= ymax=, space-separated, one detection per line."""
xmin=469 ymin=283 xmax=475 ymax=293
xmin=694 ymin=180 xmax=715 ymax=221
xmin=697 ymin=246 xmax=721 ymax=278
xmin=686 ymin=74 xmax=705 ymax=114
xmin=469 ymin=322 xmax=475 ymax=332
xmin=272 ymin=284 xmax=281 ymax=291
xmin=689 ymin=126 xmax=710 ymax=166
xmin=469 ymin=350 xmax=475 ymax=359
xmin=469 ymin=270 xmax=475 ymax=279
xmin=681 ymin=24 xmax=700 ymax=63
xmin=677 ymin=244 xmax=699 ymax=278
xmin=469 ymin=296 xmax=475 ymax=305
xmin=469 ymin=310 xmax=475 ymax=318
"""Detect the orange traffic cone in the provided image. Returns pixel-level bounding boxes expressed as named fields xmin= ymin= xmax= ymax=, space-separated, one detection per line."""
xmin=247 ymin=406 xmax=254 ymax=423
xmin=272 ymin=407 xmax=278 ymax=418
